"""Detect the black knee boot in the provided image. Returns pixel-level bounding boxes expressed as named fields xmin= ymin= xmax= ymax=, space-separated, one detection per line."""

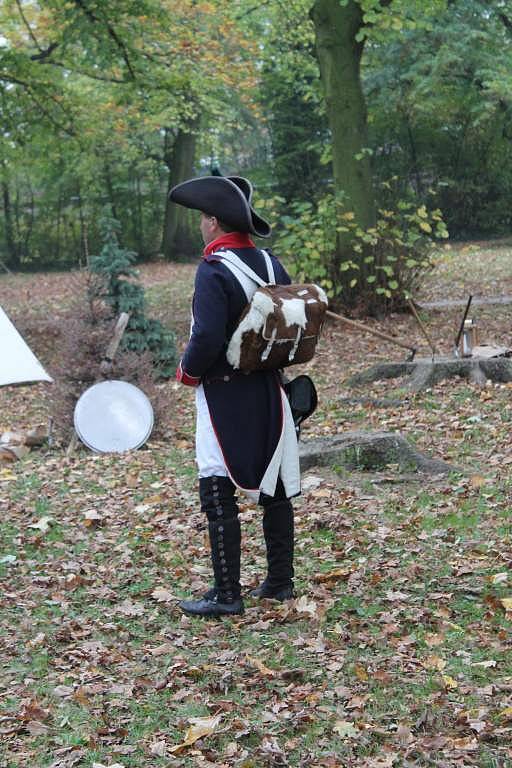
xmin=251 ymin=487 xmax=294 ymax=601
xmin=179 ymin=476 xmax=244 ymax=617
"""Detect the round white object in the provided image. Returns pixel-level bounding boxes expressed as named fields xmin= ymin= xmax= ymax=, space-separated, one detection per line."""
xmin=74 ymin=380 xmax=154 ymax=453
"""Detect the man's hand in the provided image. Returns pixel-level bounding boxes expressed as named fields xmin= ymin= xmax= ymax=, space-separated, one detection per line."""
xmin=176 ymin=360 xmax=200 ymax=387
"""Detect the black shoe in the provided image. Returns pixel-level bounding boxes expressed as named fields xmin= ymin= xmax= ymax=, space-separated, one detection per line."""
xmin=178 ymin=595 xmax=244 ymax=617
xmin=250 ymin=581 xmax=294 ymax=601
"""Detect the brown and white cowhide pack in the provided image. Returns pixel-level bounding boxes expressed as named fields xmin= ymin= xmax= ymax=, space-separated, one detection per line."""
xmin=217 ymin=250 xmax=328 ymax=372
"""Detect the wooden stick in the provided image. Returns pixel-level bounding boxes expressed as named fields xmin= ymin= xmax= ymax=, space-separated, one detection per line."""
xmin=66 ymin=312 xmax=130 ymax=456
xmin=407 ymin=299 xmax=437 ymax=356
xmin=326 ymin=309 xmax=416 ymax=354
xmin=99 ymin=312 xmax=130 ymax=376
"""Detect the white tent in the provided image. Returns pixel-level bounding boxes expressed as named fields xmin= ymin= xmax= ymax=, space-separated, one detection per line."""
xmin=0 ymin=306 xmax=53 ymax=386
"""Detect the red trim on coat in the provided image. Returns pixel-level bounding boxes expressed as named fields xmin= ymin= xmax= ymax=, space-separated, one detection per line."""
xmin=176 ymin=360 xmax=200 ymax=387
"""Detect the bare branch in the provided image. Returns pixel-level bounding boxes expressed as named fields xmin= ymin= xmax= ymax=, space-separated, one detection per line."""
xmin=15 ymin=0 xmax=44 ymax=52
xmin=30 ymin=42 xmax=59 ymax=62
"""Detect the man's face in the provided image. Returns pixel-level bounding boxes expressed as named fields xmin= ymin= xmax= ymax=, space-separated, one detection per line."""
xmin=200 ymin=212 xmax=217 ymax=245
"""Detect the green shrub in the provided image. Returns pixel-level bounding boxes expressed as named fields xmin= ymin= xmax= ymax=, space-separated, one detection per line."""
xmin=89 ymin=208 xmax=177 ymax=377
xmin=274 ymin=193 xmax=449 ymax=311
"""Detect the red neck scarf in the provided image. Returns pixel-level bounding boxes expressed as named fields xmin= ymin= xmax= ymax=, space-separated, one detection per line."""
xmin=203 ymin=232 xmax=255 ymax=257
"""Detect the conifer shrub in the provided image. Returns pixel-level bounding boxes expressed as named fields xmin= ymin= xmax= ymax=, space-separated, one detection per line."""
xmin=89 ymin=208 xmax=177 ymax=377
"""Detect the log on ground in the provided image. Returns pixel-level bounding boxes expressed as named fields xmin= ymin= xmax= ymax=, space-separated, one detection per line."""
xmin=299 ymin=430 xmax=453 ymax=474
xmin=346 ymin=356 xmax=512 ymax=391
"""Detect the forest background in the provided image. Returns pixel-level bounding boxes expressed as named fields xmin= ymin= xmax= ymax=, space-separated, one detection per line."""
xmin=2 ymin=0 xmax=512 ymax=312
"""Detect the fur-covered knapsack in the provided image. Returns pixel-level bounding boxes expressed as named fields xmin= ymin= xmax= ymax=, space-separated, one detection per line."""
xmin=216 ymin=249 xmax=328 ymax=372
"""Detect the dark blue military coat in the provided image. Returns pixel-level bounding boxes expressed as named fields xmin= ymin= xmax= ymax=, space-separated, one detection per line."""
xmin=180 ymin=246 xmax=292 ymax=493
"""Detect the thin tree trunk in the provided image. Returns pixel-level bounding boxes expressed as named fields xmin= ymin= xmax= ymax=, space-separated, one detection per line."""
xmin=135 ymin=170 xmax=143 ymax=255
xmin=405 ymin=115 xmax=422 ymax=196
xmin=104 ymin=162 xmax=119 ymax=223
xmin=311 ymin=0 xmax=376 ymax=305
xmin=77 ymin=184 xmax=86 ymax=267
xmin=2 ymin=178 xmax=20 ymax=269
xmin=161 ymin=121 xmax=199 ymax=260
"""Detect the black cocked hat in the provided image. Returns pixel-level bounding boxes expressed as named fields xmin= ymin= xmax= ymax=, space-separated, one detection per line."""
xmin=168 ymin=175 xmax=271 ymax=238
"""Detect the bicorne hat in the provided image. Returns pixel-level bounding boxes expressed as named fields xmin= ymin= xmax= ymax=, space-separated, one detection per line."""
xmin=169 ymin=175 xmax=271 ymax=238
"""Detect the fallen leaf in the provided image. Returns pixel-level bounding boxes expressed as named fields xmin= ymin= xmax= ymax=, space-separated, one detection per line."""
xmin=314 ymin=566 xmax=353 ymax=583
xmin=294 ymin=595 xmax=319 ymax=618
xmin=29 ymin=516 xmax=54 ymax=533
xmin=169 ymin=713 xmax=222 ymax=754
xmin=48 ymin=750 xmax=86 ymax=768
xmin=500 ymin=597 xmax=512 ymax=612
xmin=489 ymin=572 xmax=508 ymax=585
xmin=354 ymin=663 xmax=369 ymax=682
xmin=116 ymin=599 xmax=145 ymax=616
xmin=423 ymin=655 xmax=446 ymax=671
xmin=26 ymin=720 xmax=49 ymax=736
xmin=151 ymin=587 xmax=174 ymax=603
xmin=53 ymin=685 xmax=74 ymax=698
xmin=92 ymin=763 xmax=125 ymax=768
xmin=246 ymin=654 xmax=275 ymax=677
xmin=149 ymin=740 xmax=167 ymax=756
xmin=83 ymin=509 xmax=102 ymax=526
xmin=333 ymin=720 xmax=359 ymax=739
xmin=442 ymin=674 xmax=458 ymax=690
xmin=150 ymin=643 xmax=175 ymax=656
xmin=449 ymin=736 xmax=478 ymax=751
xmin=396 ymin=723 xmax=413 ymax=745
xmin=384 ymin=590 xmax=410 ymax=601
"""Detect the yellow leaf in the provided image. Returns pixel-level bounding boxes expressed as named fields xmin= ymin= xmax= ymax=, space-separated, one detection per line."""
xmin=341 ymin=211 xmax=355 ymax=220
xmin=314 ymin=567 xmax=353 ymax=583
xmin=245 ymin=654 xmax=275 ymax=677
xmin=169 ymin=714 xmax=221 ymax=754
xmin=470 ymin=474 xmax=486 ymax=488
xmin=423 ymin=655 xmax=446 ymax=671
xmin=500 ymin=597 xmax=512 ymax=611
xmin=419 ymin=221 xmax=432 ymax=233
xmin=354 ymin=663 xmax=369 ymax=682
xmin=442 ymin=674 xmax=458 ymax=690
xmin=499 ymin=706 xmax=512 ymax=719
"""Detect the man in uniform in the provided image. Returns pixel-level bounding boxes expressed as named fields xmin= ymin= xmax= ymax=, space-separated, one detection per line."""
xmin=170 ymin=175 xmax=300 ymax=618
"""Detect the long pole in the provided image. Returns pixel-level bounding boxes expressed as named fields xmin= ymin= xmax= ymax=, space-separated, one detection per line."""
xmin=453 ymin=295 xmax=473 ymax=357
xmin=407 ymin=299 xmax=437 ymax=357
xmin=326 ymin=309 xmax=416 ymax=356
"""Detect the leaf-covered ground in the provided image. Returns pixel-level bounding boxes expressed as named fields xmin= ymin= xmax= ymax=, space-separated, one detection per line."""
xmin=1 ymin=243 xmax=512 ymax=768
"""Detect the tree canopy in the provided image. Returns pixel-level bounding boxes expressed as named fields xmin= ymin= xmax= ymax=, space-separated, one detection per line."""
xmin=1 ymin=0 xmax=511 ymax=309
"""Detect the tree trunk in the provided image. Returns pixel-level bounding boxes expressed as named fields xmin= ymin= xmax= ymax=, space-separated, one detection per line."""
xmin=161 ymin=124 xmax=198 ymax=261
xmin=104 ymin=162 xmax=119 ymax=224
xmin=311 ymin=0 xmax=376 ymax=306
xmin=2 ymin=178 xmax=20 ymax=269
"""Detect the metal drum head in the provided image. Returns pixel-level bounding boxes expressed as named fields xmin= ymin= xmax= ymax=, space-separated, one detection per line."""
xmin=74 ymin=380 xmax=154 ymax=453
